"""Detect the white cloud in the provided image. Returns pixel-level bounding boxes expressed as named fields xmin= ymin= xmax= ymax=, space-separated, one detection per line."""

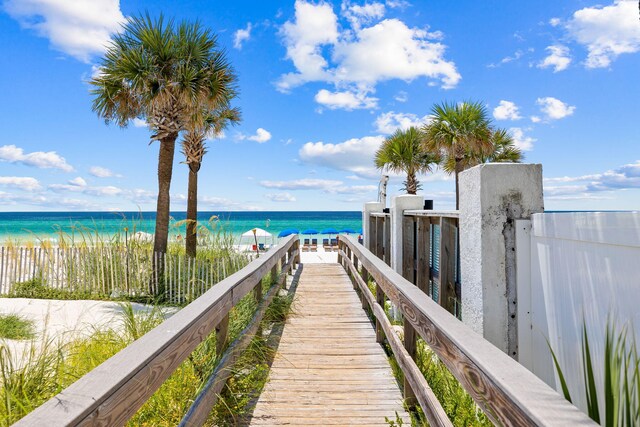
xmin=259 ymin=178 xmax=375 ymax=194
xmin=299 ymin=136 xmax=385 ymax=178
xmin=536 ymin=97 xmax=576 ymax=120
xmin=0 ymin=144 xmax=73 ymax=172
xmin=89 ymin=166 xmax=120 ymax=178
xmin=132 ymin=118 xmax=147 ymax=128
xmin=374 ymin=111 xmax=431 ymax=134
xmin=509 ymin=127 xmax=536 ymax=151
xmin=538 ymin=45 xmax=571 ymax=72
xmin=245 ymin=128 xmax=272 ymax=143
xmin=493 ymin=100 xmax=522 ymax=121
xmin=530 ymin=116 xmax=541 ymax=123
xmin=315 ymin=88 xmax=378 ymax=110
xmin=549 ymin=17 xmax=561 ymax=27
xmin=49 ymin=182 xmax=123 ymax=196
xmin=233 ymin=23 xmax=252 ymax=49
xmin=3 ymin=0 xmax=125 ymax=62
xmin=277 ymin=1 xmax=460 ymax=97
xmin=69 ymin=177 xmax=87 ymax=186
xmin=394 ymin=91 xmax=408 ymax=102
xmin=566 ymin=0 xmax=640 ymax=68
xmin=265 ymin=192 xmax=297 ymax=202
xmin=0 ymin=176 xmax=41 ymax=191
xmin=197 ymin=195 xmax=261 ymax=211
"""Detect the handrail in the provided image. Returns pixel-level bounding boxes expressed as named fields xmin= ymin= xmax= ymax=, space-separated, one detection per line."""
xmin=338 ymin=235 xmax=595 ymax=427
xmin=15 ymin=235 xmax=300 ymax=427
xmin=370 ymin=212 xmax=390 ymax=218
xmin=403 ymin=209 xmax=459 ymax=218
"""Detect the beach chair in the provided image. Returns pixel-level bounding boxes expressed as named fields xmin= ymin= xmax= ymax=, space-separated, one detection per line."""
xmin=302 ymin=238 xmax=311 ymax=252
xmin=322 ymin=238 xmax=331 ymax=251
xmin=311 ymin=238 xmax=318 ymax=252
xmin=330 ymin=238 xmax=338 ymax=251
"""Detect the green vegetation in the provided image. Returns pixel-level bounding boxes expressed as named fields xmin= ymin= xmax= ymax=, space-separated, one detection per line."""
xmin=422 ymin=100 xmax=523 ymax=208
xmin=374 ymin=126 xmax=441 ymax=195
xmin=0 ymin=315 xmax=35 ymax=340
xmin=0 ymin=271 xmax=293 ymax=425
xmin=550 ymin=321 xmax=640 ymax=426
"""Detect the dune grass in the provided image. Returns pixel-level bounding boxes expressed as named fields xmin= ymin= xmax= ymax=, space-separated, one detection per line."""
xmin=0 ymin=315 xmax=35 ymax=340
xmin=0 ymin=270 xmax=292 ymax=425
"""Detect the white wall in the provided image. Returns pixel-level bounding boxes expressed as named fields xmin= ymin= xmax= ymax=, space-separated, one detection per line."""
xmin=520 ymin=211 xmax=640 ymax=412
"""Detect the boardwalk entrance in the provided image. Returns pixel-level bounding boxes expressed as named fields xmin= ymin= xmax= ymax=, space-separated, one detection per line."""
xmin=249 ymin=263 xmax=409 ymax=426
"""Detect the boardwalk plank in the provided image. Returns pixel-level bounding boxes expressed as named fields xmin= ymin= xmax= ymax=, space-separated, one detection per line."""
xmin=248 ymin=263 xmax=409 ymax=426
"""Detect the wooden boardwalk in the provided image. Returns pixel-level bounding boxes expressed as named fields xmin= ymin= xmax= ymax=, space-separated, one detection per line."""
xmin=248 ymin=263 xmax=410 ymax=426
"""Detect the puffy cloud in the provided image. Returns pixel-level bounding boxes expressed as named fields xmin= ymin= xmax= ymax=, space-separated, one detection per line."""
xmin=566 ymin=0 xmax=640 ymax=68
xmin=394 ymin=91 xmax=408 ymax=103
xmin=536 ymin=97 xmax=576 ymax=120
xmin=315 ymin=89 xmax=378 ymax=110
xmin=247 ymin=128 xmax=272 ymax=143
xmin=374 ymin=111 xmax=431 ymax=134
xmin=508 ymin=127 xmax=536 ymax=151
xmin=68 ymin=177 xmax=87 ymax=186
xmin=493 ymin=100 xmax=522 ymax=121
xmin=3 ymin=0 xmax=125 ymax=62
xmin=0 ymin=144 xmax=73 ymax=172
xmin=538 ymin=45 xmax=571 ymax=72
xmin=299 ymin=136 xmax=384 ymax=178
xmin=265 ymin=192 xmax=297 ymax=202
xmin=277 ymin=1 xmax=460 ymax=97
xmin=89 ymin=166 xmax=120 ymax=178
xmin=197 ymin=195 xmax=261 ymax=211
xmin=549 ymin=17 xmax=561 ymax=27
xmin=132 ymin=118 xmax=147 ymax=128
xmin=233 ymin=23 xmax=252 ymax=49
xmin=530 ymin=116 xmax=541 ymax=123
xmin=0 ymin=176 xmax=41 ymax=191
xmin=49 ymin=182 xmax=123 ymax=196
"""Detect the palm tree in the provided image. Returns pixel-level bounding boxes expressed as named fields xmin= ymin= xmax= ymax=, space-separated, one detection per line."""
xmin=90 ymin=14 xmax=238 ymax=262
xmin=440 ymin=128 xmax=523 ymax=172
xmin=422 ymin=101 xmax=493 ymax=209
xmin=374 ymin=127 xmax=440 ymax=195
xmin=182 ymin=107 xmax=240 ymax=257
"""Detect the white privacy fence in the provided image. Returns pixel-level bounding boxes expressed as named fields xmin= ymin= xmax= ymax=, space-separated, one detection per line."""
xmin=0 ymin=246 xmax=251 ymax=303
xmin=516 ymin=211 xmax=640 ymax=411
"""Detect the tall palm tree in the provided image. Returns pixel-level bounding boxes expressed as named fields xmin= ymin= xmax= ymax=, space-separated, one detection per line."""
xmin=422 ymin=101 xmax=493 ymax=209
xmin=182 ymin=107 xmax=240 ymax=257
xmin=440 ymin=128 xmax=523 ymax=172
xmin=374 ymin=127 xmax=440 ymax=195
xmin=90 ymin=14 xmax=238 ymax=262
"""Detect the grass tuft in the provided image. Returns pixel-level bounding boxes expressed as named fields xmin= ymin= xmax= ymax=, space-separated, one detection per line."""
xmin=0 ymin=315 xmax=36 ymax=340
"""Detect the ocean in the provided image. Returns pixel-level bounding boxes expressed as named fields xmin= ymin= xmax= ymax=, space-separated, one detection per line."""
xmin=0 ymin=211 xmax=362 ymax=244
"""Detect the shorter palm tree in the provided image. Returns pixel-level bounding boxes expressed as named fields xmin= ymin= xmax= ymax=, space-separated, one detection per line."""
xmin=374 ymin=127 xmax=440 ymax=195
xmin=182 ymin=107 xmax=240 ymax=257
xmin=440 ymin=128 xmax=523 ymax=172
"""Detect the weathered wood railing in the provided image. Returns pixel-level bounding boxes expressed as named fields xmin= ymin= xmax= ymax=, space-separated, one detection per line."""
xmin=15 ymin=235 xmax=300 ymax=427
xmin=368 ymin=212 xmax=391 ymax=265
xmin=402 ymin=210 xmax=460 ymax=315
xmin=338 ymin=235 xmax=595 ymax=427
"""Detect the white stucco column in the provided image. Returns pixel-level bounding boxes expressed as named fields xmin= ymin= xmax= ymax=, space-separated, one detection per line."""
xmin=459 ymin=163 xmax=543 ymax=358
xmin=390 ymin=195 xmax=424 ymax=274
xmin=363 ymin=202 xmax=383 ymax=250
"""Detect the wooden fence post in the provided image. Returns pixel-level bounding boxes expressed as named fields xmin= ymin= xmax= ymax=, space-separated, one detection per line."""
xmin=402 ymin=216 xmax=415 ymax=283
xmin=439 ymin=217 xmax=457 ymax=314
xmin=376 ymin=284 xmax=386 ymax=343
xmin=404 ymin=320 xmax=417 ymax=407
xmin=215 ymin=315 xmax=229 ymax=355
xmin=416 ymin=217 xmax=431 ymax=295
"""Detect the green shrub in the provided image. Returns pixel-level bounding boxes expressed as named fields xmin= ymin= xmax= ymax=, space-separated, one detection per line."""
xmin=0 ymin=315 xmax=35 ymax=340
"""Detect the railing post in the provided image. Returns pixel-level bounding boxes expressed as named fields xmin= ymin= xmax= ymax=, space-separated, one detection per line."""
xmin=376 ymin=284 xmax=386 ymax=343
xmin=287 ymin=247 xmax=293 ymax=275
xmin=337 ymin=240 xmax=343 ymax=264
xmin=416 ymin=217 xmax=431 ymax=295
xmin=459 ymin=163 xmax=543 ymax=357
xmin=363 ymin=202 xmax=384 ymax=251
xmin=439 ymin=217 xmax=457 ymax=314
xmin=402 ymin=215 xmax=415 ymax=282
xmin=403 ymin=320 xmax=417 ymax=407
xmin=215 ymin=314 xmax=229 ymax=355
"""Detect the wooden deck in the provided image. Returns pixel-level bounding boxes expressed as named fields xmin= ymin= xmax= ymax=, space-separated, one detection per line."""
xmin=248 ymin=263 xmax=410 ymax=426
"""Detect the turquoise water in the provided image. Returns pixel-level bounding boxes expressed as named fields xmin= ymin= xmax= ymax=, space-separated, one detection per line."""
xmin=0 ymin=211 xmax=362 ymax=244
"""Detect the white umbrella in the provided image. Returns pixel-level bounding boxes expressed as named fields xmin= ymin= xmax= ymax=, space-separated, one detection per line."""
xmin=241 ymin=228 xmax=272 ymax=238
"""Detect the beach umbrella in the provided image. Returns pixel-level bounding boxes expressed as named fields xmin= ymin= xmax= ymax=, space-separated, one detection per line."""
xmin=302 ymin=229 xmax=319 ymax=235
xmin=278 ymin=229 xmax=299 ymax=238
xmin=241 ymin=228 xmax=272 ymax=238
xmin=321 ymin=227 xmax=339 ymax=234
xmin=339 ymin=228 xmax=358 ymax=234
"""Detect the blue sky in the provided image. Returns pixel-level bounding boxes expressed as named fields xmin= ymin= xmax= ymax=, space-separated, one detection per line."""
xmin=0 ymin=0 xmax=638 ymax=212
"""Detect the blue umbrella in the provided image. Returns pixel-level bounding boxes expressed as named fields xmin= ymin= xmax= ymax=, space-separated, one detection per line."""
xmin=339 ymin=228 xmax=358 ymax=234
xmin=302 ymin=229 xmax=319 ymax=234
xmin=321 ymin=227 xmax=339 ymax=234
xmin=277 ymin=229 xmax=299 ymax=238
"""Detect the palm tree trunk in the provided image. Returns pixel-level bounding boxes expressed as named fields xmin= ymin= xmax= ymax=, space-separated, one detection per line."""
xmin=454 ymin=159 xmax=463 ymax=210
xmin=152 ymin=134 xmax=177 ymax=292
xmin=406 ymin=172 xmax=417 ymax=195
xmin=185 ymin=164 xmax=199 ymax=258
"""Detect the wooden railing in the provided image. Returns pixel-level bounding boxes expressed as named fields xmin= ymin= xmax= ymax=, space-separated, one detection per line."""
xmin=402 ymin=210 xmax=459 ymax=315
xmin=15 ymin=235 xmax=300 ymax=427
xmin=337 ymin=235 xmax=595 ymax=427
